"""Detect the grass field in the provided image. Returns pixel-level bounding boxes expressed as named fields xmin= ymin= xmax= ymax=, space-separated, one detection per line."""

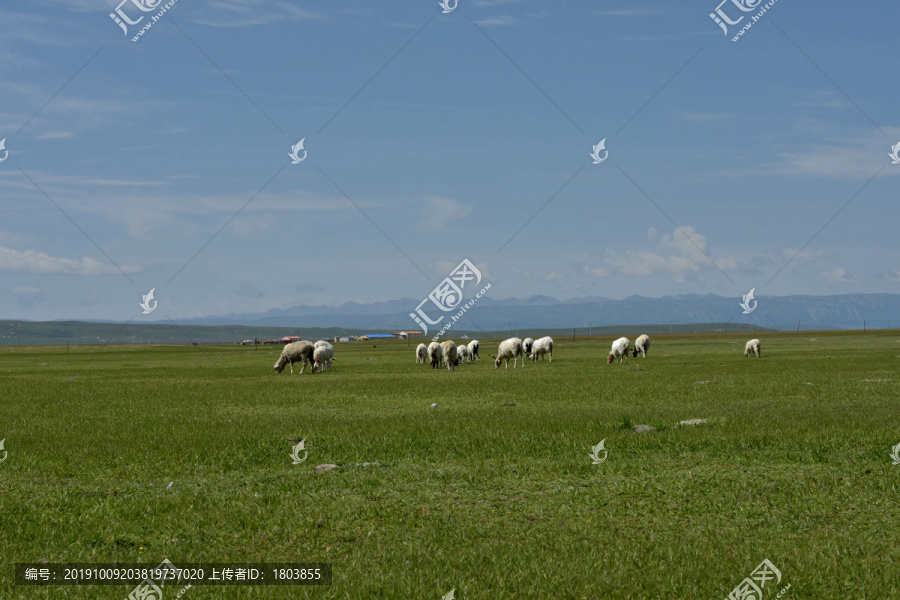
xmin=1 ymin=331 xmax=899 ymax=599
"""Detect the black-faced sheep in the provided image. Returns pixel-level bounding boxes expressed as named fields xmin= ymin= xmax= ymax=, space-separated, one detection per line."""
xmin=632 ymin=334 xmax=651 ymax=358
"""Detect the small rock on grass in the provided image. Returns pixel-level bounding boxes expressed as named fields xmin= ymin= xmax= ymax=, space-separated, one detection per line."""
xmin=678 ymin=419 xmax=708 ymax=426
xmin=632 ymin=424 xmax=655 ymax=433
xmin=356 ymin=462 xmax=379 ymax=468
xmin=315 ymin=464 xmax=340 ymax=473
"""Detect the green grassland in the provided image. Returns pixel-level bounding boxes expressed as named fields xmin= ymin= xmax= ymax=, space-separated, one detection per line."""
xmin=1 ymin=331 xmax=899 ymax=599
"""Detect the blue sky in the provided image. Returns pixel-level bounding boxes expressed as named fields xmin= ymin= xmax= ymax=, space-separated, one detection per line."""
xmin=0 ymin=0 xmax=897 ymax=322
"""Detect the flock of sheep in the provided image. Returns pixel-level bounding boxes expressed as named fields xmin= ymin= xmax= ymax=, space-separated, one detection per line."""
xmin=273 ymin=339 xmax=335 ymax=374
xmin=273 ymin=335 xmax=763 ymax=375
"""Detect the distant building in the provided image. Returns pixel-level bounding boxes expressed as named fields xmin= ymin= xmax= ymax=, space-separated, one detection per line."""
xmin=397 ymin=331 xmax=424 ymax=339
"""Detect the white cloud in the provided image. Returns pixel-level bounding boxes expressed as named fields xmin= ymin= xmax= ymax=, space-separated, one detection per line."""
xmin=0 ymin=246 xmax=141 ymax=275
xmin=604 ymin=226 xmax=737 ymax=282
xmin=583 ymin=266 xmax=610 ymax=278
xmin=191 ymin=1 xmax=324 ymax=27
xmin=36 ymin=131 xmax=74 ymax=140
xmin=765 ymin=127 xmax=900 ymax=179
xmin=422 ymin=196 xmax=472 ymax=230
xmin=473 ymin=15 xmax=520 ymax=26
xmin=545 ymin=272 xmax=564 ymax=281
xmin=594 ymin=9 xmax=661 ymax=16
xmin=782 ymin=248 xmax=825 ymax=261
xmin=12 ymin=285 xmax=45 ymax=308
xmin=682 ymin=112 xmax=734 ymax=123
xmin=472 ymin=0 xmax=523 ymax=6
xmin=822 ymin=267 xmax=854 ymax=283
xmin=880 ymin=269 xmax=900 ymax=282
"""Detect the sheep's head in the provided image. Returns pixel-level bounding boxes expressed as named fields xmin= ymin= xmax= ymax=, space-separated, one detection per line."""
xmin=274 ymin=358 xmax=286 ymax=373
xmin=607 ymin=354 xmax=615 ymax=364
xmin=632 ymin=349 xmax=639 ymax=357
xmin=490 ymin=354 xmax=501 ymax=368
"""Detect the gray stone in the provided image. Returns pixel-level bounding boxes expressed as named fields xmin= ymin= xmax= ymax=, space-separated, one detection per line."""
xmin=632 ymin=424 xmax=655 ymax=433
xmin=678 ymin=419 xmax=708 ymax=426
xmin=315 ymin=464 xmax=340 ymax=473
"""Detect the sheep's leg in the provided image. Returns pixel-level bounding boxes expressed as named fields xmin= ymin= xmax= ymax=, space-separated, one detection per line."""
xmin=289 ymin=360 xmax=294 ymax=375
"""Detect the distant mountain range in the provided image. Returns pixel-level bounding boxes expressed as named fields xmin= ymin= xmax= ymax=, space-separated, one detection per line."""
xmin=166 ymin=293 xmax=900 ymax=332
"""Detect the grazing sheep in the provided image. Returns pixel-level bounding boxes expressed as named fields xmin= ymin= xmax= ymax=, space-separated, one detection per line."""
xmin=427 ymin=342 xmax=443 ymax=368
xmin=456 ymin=343 xmax=469 ymax=365
xmin=416 ymin=343 xmax=427 ymax=364
xmin=491 ymin=337 xmax=525 ymax=369
xmin=522 ymin=337 xmax=535 ymax=356
xmin=274 ymin=341 xmax=315 ymax=374
xmin=313 ymin=340 xmax=328 ymax=348
xmin=607 ymin=337 xmax=630 ymax=364
xmin=632 ymin=334 xmax=651 ymax=358
xmin=441 ymin=340 xmax=458 ymax=371
xmin=530 ymin=336 xmax=553 ymax=361
xmin=744 ymin=338 xmax=761 ymax=358
xmin=312 ymin=343 xmax=335 ymax=373
xmin=467 ymin=340 xmax=480 ymax=361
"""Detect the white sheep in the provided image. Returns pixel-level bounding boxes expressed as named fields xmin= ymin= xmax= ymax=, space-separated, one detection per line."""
xmin=441 ymin=340 xmax=458 ymax=371
xmin=744 ymin=338 xmax=761 ymax=358
xmin=530 ymin=336 xmax=553 ymax=361
xmin=416 ymin=343 xmax=427 ymax=364
xmin=427 ymin=342 xmax=443 ymax=368
xmin=312 ymin=343 xmax=335 ymax=373
xmin=522 ymin=337 xmax=535 ymax=356
xmin=491 ymin=337 xmax=525 ymax=369
xmin=274 ymin=341 xmax=315 ymax=374
xmin=632 ymin=334 xmax=651 ymax=358
xmin=607 ymin=337 xmax=630 ymax=364
xmin=467 ymin=340 xmax=480 ymax=360
xmin=456 ymin=343 xmax=469 ymax=365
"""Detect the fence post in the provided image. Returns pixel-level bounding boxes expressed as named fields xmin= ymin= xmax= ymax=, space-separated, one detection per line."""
xmin=796 ymin=319 xmax=800 ymax=333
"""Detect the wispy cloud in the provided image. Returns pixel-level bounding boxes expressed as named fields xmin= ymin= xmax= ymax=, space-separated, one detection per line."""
xmin=472 ymin=15 xmax=520 ymax=26
xmin=594 ymin=9 xmax=662 ymax=16
xmin=0 ymin=246 xmax=141 ymax=275
xmin=422 ymin=196 xmax=472 ymax=230
xmin=12 ymin=285 xmax=46 ymax=307
xmin=191 ymin=0 xmax=325 ymax=28
xmin=822 ymin=267 xmax=854 ymax=283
